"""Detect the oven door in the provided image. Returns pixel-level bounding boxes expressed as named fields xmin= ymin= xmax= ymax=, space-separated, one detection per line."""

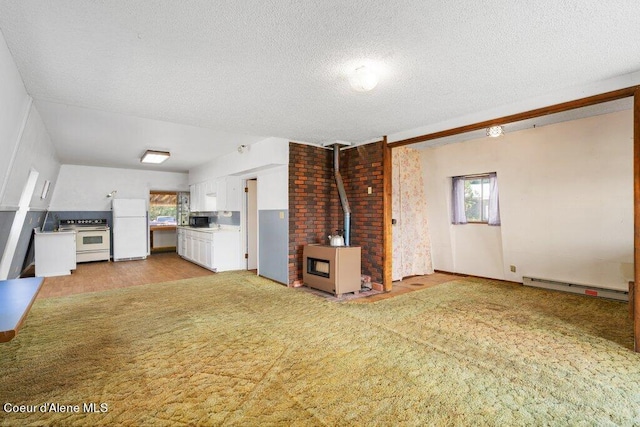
xmin=76 ymin=229 xmax=110 ymax=252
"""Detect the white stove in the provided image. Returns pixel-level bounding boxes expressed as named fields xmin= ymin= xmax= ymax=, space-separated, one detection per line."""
xmin=58 ymin=219 xmax=111 ymax=263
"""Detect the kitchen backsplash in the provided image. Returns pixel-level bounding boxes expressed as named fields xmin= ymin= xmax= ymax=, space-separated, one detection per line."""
xmin=190 ymin=211 xmax=240 ymax=227
xmin=215 ymin=211 xmax=240 ymax=226
xmin=43 ymin=210 xmax=240 ymax=230
xmin=43 ymin=210 xmax=114 ymax=232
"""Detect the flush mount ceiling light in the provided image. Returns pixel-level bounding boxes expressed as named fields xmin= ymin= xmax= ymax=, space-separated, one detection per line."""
xmin=486 ymin=126 xmax=504 ymax=138
xmin=141 ymin=150 xmax=170 ymax=164
xmin=349 ymin=65 xmax=378 ymax=92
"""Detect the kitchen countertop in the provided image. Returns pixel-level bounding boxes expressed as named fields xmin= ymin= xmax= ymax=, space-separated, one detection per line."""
xmin=35 ymin=227 xmax=75 ymax=234
xmin=178 ymin=225 xmax=240 ymax=232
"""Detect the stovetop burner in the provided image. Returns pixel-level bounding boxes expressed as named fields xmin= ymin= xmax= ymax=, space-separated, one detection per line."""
xmin=59 ymin=219 xmax=108 ymax=226
xmin=58 ymin=219 xmax=109 ymax=231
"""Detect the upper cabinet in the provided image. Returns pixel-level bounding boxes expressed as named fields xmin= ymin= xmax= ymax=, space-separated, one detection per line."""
xmin=190 ymin=181 xmax=217 ymax=212
xmin=190 ymin=176 xmax=240 ymax=212
xmin=216 ymin=176 xmax=242 ymax=212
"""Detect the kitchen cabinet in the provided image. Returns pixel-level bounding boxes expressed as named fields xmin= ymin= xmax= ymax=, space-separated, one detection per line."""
xmin=189 ymin=184 xmax=199 ymax=212
xmin=190 ymin=181 xmax=217 ymax=212
xmin=177 ymin=227 xmax=240 ymax=272
xmin=216 ymin=176 xmax=242 ymax=211
xmin=205 ymin=180 xmax=217 ymax=196
xmin=34 ymin=229 xmax=76 ymax=277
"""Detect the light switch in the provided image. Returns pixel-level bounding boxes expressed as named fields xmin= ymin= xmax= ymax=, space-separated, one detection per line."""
xmin=279 ymin=211 xmax=284 ymax=219
xmin=367 ymin=187 xmax=372 ymax=194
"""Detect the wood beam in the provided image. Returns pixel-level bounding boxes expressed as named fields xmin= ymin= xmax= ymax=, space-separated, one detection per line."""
xmin=382 ymin=136 xmax=393 ymax=291
xmin=390 ymin=86 xmax=640 ymax=148
xmin=634 ymin=88 xmax=640 ymax=352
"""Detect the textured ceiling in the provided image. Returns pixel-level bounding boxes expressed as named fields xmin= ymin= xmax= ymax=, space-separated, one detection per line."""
xmin=1 ymin=1 xmax=639 ymax=172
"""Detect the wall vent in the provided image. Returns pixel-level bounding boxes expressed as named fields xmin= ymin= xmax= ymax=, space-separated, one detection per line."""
xmin=522 ymin=276 xmax=628 ymax=302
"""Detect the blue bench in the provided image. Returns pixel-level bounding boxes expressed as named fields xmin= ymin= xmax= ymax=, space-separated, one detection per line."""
xmin=0 ymin=277 xmax=44 ymax=343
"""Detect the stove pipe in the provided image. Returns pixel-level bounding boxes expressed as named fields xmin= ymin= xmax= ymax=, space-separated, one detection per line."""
xmin=332 ymin=144 xmax=351 ymax=246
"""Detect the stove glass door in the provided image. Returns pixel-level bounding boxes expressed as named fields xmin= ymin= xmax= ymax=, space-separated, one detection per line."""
xmin=76 ymin=229 xmax=110 ymax=252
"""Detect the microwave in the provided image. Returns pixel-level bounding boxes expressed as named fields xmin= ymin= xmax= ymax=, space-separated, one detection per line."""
xmin=189 ymin=216 xmax=210 ymax=228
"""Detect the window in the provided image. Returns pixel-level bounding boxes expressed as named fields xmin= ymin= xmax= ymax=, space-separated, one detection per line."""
xmin=464 ymin=175 xmax=491 ymax=222
xmin=149 ymin=192 xmax=177 ymax=225
xmin=452 ymin=173 xmax=500 ymax=225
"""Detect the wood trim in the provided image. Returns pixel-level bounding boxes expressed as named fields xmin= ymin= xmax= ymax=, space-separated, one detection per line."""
xmin=389 ymin=85 xmax=640 ymax=349
xmin=433 ymin=269 xmax=523 ymax=286
xmin=630 ymin=282 xmax=635 ymax=321
xmin=382 ymin=136 xmax=393 ymax=291
xmin=0 ymin=277 xmax=44 ymax=342
xmin=634 ymin=89 xmax=640 ymax=352
xmin=390 ymin=86 xmax=640 ymax=148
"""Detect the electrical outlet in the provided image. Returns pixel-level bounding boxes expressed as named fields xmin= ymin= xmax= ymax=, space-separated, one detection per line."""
xmin=510 ymin=265 xmax=516 ymax=273
xmin=367 ymin=187 xmax=372 ymax=194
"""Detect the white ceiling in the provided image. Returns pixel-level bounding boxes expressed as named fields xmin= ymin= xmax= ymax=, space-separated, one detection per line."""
xmin=411 ymin=97 xmax=634 ymax=149
xmin=1 ymin=1 xmax=639 ymax=172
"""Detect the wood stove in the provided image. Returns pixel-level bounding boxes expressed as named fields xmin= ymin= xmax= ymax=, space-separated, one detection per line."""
xmin=303 ymin=244 xmax=361 ymax=297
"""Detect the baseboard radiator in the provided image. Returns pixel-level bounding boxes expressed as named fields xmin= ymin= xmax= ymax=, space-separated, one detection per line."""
xmin=522 ymin=276 xmax=629 ymax=302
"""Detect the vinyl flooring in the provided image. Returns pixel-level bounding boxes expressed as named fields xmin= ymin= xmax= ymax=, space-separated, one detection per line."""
xmin=357 ymin=272 xmax=462 ymax=303
xmin=37 ymin=252 xmax=214 ymax=299
xmin=35 ymin=252 xmax=459 ymax=302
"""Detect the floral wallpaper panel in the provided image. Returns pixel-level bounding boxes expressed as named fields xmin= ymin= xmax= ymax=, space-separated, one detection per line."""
xmin=392 ymin=147 xmax=434 ymax=281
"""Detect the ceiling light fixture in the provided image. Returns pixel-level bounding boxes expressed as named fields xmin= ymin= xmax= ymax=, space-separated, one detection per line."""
xmin=349 ymin=65 xmax=378 ymax=92
xmin=141 ymin=150 xmax=170 ymax=164
xmin=486 ymin=126 xmax=504 ymax=138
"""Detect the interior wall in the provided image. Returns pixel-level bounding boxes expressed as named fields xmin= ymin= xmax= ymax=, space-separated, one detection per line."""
xmin=288 ymin=141 xmax=384 ymax=286
xmin=0 ymin=29 xmax=61 ymax=278
xmin=0 ymin=28 xmax=32 ymax=207
xmin=254 ymin=166 xmax=289 ymax=283
xmin=288 ymin=142 xmax=340 ymax=285
xmin=422 ymin=109 xmax=633 ymax=291
xmin=189 ymin=137 xmax=289 ymax=283
xmin=2 ymin=103 xmax=61 ymax=209
xmin=189 ymin=136 xmax=289 ymax=185
xmin=0 ymin=211 xmax=16 ymax=265
xmin=340 ymin=142 xmax=384 ymax=284
xmin=256 ymin=165 xmax=288 ymax=210
xmin=49 ymin=165 xmax=189 ymax=211
xmin=392 ymin=147 xmax=433 ymax=281
xmin=9 ymin=210 xmax=46 ymax=278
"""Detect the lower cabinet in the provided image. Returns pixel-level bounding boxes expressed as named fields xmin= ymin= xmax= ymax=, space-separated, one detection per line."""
xmin=178 ymin=228 xmax=240 ymax=272
xmin=34 ymin=229 xmax=77 ymax=277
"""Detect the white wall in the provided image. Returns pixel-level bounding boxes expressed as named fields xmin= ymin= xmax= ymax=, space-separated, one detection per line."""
xmin=49 ymin=165 xmax=189 ymax=211
xmin=0 ymin=28 xmax=30 ymax=200
xmin=256 ymin=165 xmax=288 ymax=210
xmin=0 ymin=29 xmax=56 ymax=209
xmin=2 ymin=104 xmax=61 ymax=209
xmin=190 ymin=136 xmax=289 ymax=210
xmin=0 ymin=29 xmax=62 ymax=279
xmin=422 ymin=109 xmax=633 ymax=291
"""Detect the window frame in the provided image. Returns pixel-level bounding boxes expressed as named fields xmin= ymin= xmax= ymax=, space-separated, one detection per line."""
xmin=462 ymin=173 xmax=492 ymax=224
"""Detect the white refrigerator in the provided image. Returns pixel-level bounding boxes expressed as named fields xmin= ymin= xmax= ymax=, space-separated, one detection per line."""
xmin=112 ymin=198 xmax=148 ymax=261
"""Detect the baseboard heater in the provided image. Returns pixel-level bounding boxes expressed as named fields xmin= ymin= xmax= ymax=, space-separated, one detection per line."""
xmin=522 ymin=276 xmax=629 ymax=302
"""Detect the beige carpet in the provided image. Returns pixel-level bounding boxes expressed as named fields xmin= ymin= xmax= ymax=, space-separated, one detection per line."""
xmin=1 ymin=272 xmax=639 ymax=425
